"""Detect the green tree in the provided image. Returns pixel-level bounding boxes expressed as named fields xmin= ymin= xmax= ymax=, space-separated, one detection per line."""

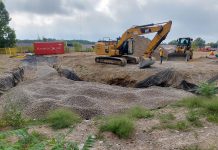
xmin=207 ymin=41 xmax=218 ymax=48
xmin=73 ymin=42 xmax=82 ymax=52
xmin=192 ymin=37 xmax=205 ymax=48
xmin=42 ymin=36 xmax=47 ymax=42
xmin=0 ymin=0 xmax=16 ymax=48
xmin=168 ymin=40 xmax=177 ymax=45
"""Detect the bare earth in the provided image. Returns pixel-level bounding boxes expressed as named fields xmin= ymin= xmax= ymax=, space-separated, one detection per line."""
xmin=59 ymin=51 xmax=218 ymax=86
xmin=1 ymin=51 xmax=218 ymax=149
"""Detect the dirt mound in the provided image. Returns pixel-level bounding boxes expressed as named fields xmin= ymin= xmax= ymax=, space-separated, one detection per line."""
xmin=133 ymin=36 xmax=168 ymax=59
xmin=0 ymin=71 xmax=192 ymax=119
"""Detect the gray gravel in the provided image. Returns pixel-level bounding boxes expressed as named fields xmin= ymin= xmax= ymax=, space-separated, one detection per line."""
xmin=0 ymin=65 xmax=192 ymax=119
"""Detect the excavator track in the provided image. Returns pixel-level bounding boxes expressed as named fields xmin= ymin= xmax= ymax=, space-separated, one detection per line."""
xmin=122 ymin=55 xmax=140 ymax=64
xmin=95 ymin=56 xmax=127 ymax=66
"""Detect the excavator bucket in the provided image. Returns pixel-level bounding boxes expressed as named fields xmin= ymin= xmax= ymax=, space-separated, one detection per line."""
xmin=139 ymin=57 xmax=155 ymax=68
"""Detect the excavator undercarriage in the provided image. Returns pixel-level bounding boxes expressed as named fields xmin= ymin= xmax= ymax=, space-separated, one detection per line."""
xmin=95 ymin=55 xmax=139 ymax=66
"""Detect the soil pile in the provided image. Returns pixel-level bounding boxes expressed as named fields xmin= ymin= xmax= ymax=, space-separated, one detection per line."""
xmin=132 ymin=36 xmax=168 ymax=59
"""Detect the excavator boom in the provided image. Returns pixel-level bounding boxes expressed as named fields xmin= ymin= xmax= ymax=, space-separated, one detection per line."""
xmin=139 ymin=21 xmax=172 ymax=68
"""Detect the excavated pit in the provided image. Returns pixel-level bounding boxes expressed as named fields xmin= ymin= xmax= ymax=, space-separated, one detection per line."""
xmin=106 ymin=75 xmax=137 ymax=87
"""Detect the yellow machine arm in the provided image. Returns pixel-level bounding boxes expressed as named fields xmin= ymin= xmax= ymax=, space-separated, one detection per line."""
xmin=116 ymin=20 xmax=172 ymax=57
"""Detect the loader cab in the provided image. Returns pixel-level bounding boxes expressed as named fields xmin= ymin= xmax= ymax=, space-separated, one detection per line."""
xmin=177 ymin=38 xmax=192 ymax=47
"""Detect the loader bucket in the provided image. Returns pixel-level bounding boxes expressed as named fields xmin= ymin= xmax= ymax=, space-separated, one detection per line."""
xmin=167 ymin=52 xmax=187 ymax=61
xmin=139 ymin=57 xmax=155 ymax=68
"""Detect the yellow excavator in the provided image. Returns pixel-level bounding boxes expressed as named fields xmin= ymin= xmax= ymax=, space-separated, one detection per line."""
xmin=95 ymin=20 xmax=172 ymax=68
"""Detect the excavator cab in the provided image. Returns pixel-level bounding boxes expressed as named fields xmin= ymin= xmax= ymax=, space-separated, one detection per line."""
xmin=118 ymin=38 xmax=134 ymax=55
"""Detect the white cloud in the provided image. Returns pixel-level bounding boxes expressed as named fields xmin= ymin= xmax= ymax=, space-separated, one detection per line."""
xmin=4 ymin=0 xmax=218 ymax=42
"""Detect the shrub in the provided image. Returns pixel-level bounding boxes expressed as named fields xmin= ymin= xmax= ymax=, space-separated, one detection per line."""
xmin=100 ymin=116 xmax=134 ymax=139
xmin=47 ymin=108 xmax=81 ymax=129
xmin=2 ymin=102 xmax=25 ymax=128
xmin=128 ymin=106 xmax=153 ymax=119
xmin=197 ymin=82 xmax=217 ymax=97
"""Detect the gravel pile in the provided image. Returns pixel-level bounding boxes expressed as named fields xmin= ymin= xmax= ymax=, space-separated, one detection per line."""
xmin=0 ymin=66 xmax=192 ymax=119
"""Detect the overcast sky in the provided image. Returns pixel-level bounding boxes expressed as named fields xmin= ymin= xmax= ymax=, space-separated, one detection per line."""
xmin=4 ymin=0 xmax=218 ymax=42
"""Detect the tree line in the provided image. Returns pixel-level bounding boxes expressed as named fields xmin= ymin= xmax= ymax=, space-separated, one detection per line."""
xmin=168 ymin=38 xmax=218 ymax=48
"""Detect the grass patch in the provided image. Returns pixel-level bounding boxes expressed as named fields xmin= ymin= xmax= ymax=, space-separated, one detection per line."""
xmin=47 ymin=108 xmax=81 ymax=129
xmin=0 ymin=128 xmax=95 ymax=150
xmin=159 ymin=113 xmax=176 ymax=123
xmin=154 ymin=113 xmax=193 ymax=131
xmin=197 ymin=82 xmax=217 ymax=97
xmin=153 ymin=120 xmax=190 ymax=131
xmin=186 ymin=111 xmax=203 ymax=127
xmin=183 ymin=145 xmax=202 ymax=150
xmin=100 ymin=115 xmax=134 ymax=139
xmin=176 ymin=96 xmax=218 ymax=124
xmin=127 ymin=106 xmax=153 ymax=119
xmin=167 ymin=120 xmax=190 ymax=131
xmin=176 ymin=96 xmax=205 ymax=108
xmin=2 ymin=101 xmax=25 ymax=129
xmin=207 ymin=114 xmax=218 ymax=123
xmin=0 ymin=129 xmax=47 ymax=149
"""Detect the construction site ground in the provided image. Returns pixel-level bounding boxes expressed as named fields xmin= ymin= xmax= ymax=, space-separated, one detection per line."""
xmin=1 ymin=51 xmax=218 ymax=149
xmin=60 ymin=51 xmax=218 ymax=86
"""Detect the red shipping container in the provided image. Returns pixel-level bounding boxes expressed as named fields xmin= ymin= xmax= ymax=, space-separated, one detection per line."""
xmin=33 ymin=42 xmax=65 ymax=55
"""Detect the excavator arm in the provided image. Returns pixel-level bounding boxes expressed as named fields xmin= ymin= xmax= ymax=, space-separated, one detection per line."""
xmin=116 ymin=21 xmax=172 ymax=55
xmin=115 ymin=20 xmax=172 ymax=68
xmin=142 ymin=21 xmax=172 ymax=57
